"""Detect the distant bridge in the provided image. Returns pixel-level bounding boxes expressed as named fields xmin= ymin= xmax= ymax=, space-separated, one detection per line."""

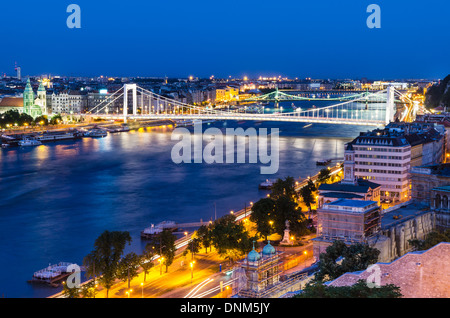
xmin=85 ymin=84 xmax=415 ymax=126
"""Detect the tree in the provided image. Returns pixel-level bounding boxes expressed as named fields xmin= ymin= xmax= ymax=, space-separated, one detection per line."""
xmin=425 ymin=74 xmax=450 ymax=109
xmin=295 ymin=280 xmax=402 ymax=298
xmin=317 ymin=168 xmax=332 ymax=184
xmin=250 ymin=198 xmax=276 ymax=240
xmin=271 ymin=176 xmax=298 ymax=202
xmin=151 ymin=229 xmax=177 ymax=273
xmin=80 ymin=280 xmax=98 ymax=298
xmin=140 ymin=244 xmax=155 ymax=282
xmin=82 ymin=230 xmax=132 ymax=298
xmin=210 ymin=214 xmax=255 ymax=264
xmin=186 ymin=237 xmax=201 ymax=260
xmin=61 ymin=280 xmax=80 ymax=298
xmin=0 ymin=110 xmax=34 ymax=128
xmin=50 ymin=114 xmax=62 ymax=125
xmin=196 ymin=224 xmax=213 ymax=253
xmin=299 ymin=179 xmax=317 ymax=217
xmin=34 ymin=115 xmax=49 ymax=126
xmin=314 ymin=240 xmax=380 ymax=282
xmin=274 ymin=195 xmax=307 ymax=237
xmin=116 ymin=252 xmax=141 ymax=289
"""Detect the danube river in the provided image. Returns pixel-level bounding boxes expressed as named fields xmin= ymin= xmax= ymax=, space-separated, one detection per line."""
xmin=0 ymin=118 xmax=378 ymax=297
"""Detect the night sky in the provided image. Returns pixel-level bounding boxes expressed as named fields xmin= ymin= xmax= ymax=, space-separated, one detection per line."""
xmin=0 ymin=0 xmax=449 ymax=79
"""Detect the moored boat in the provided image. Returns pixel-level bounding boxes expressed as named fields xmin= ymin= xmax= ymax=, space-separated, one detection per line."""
xmin=84 ymin=128 xmax=108 ymax=137
xmin=316 ymin=159 xmax=332 ymax=166
xmin=19 ymin=138 xmax=42 ymax=147
xmin=28 ymin=262 xmax=81 ymax=287
xmin=259 ymin=179 xmax=275 ymax=190
xmin=36 ymin=131 xmax=82 ymax=142
xmin=141 ymin=221 xmax=178 ymax=240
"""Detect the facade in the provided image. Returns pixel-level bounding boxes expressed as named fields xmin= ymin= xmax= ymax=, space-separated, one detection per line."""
xmin=0 ymin=97 xmax=23 ymax=114
xmin=345 ymin=129 xmax=412 ymax=202
xmin=23 ymin=79 xmax=46 ymax=118
xmin=316 ymin=199 xmax=381 ymax=244
xmin=51 ymin=91 xmax=87 ymax=114
xmin=410 ymin=163 xmax=450 ymax=229
xmin=314 ymin=200 xmax=435 ymax=263
xmin=215 ymin=86 xmax=239 ymax=103
xmin=237 ymin=242 xmax=282 ymax=298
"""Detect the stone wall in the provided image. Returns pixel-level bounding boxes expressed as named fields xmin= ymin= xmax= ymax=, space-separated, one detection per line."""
xmin=371 ymin=211 xmax=436 ymax=262
xmin=328 ymin=243 xmax=450 ymax=298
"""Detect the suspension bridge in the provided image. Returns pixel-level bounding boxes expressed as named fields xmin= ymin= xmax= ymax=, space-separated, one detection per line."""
xmin=86 ymin=84 xmax=415 ymax=126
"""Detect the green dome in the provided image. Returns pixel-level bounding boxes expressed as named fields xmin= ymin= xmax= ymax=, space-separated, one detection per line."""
xmin=262 ymin=241 xmax=276 ymax=256
xmin=247 ymin=248 xmax=261 ymax=262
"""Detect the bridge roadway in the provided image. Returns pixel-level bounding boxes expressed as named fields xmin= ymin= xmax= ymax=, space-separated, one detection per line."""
xmin=90 ymin=113 xmax=385 ymax=126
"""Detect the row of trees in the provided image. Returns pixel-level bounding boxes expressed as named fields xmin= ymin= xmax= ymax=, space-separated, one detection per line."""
xmin=425 ymin=74 xmax=450 ymax=109
xmin=76 ymin=212 xmax=256 ymax=298
xmin=0 ymin=110 xmax=63 ymax=128
xmin=71 ymin=171 xmax=338 ymax=298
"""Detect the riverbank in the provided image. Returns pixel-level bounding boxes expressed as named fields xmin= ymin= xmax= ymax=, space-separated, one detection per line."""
xmin=48 ymin=162 xmax=341 ymax=298
xmin=0 ymin=120 xmax=356 ymax=297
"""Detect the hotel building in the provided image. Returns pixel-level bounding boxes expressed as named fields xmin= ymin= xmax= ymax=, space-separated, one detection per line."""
xmin=344 ymin=129 xmax=411 ymax=202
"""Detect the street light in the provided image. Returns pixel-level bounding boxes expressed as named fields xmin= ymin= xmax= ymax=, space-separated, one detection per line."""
xmin=126 ymin=289 xmax=132 ymax=298
xmin=190 ymin=261 xmax=195 ymax=284
xmin=141 ymin=282 xmax=144 ymax=298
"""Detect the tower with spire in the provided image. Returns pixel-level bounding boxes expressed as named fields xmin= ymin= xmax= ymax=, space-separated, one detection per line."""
xmin=22 ymin=79 xmax=46 ymax=118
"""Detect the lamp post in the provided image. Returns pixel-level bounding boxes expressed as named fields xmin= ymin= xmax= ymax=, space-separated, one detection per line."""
xmin=190 ymin=261 xmax=195 ymax=284
xmin=141 ymin=282 xmax=144 ymax=298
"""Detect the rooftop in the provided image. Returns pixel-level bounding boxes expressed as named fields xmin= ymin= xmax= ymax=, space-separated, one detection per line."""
xmin=326 ymin=199 xmax=377 ymax=208
xmin=411 ymin=163 xmax=450 ymax=177
xmin=319 ymin=178 xmax=381 ymax=194
xmin=380 ymin=201 xmax=430 ymax=229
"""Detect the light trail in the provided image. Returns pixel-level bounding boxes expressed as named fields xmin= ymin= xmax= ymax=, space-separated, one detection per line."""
xmin=192 ymin=278 xmax=238 ymax=298
xmin=184 ymin=278 xmax=214 ymax=298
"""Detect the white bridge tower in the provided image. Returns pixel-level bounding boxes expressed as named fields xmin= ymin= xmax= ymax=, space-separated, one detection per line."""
xmin=123 ymin=84 xmax=137 ymax=123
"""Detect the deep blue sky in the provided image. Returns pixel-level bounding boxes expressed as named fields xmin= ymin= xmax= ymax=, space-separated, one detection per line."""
xmin=0 ymin=0 xmax=449 ymax=79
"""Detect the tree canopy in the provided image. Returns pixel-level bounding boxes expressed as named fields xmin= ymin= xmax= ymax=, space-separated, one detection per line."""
xmin=295 ymin=280 xmax=402 ymax=298
xmin=210 ymin=214 xmax=255 ymax=263
xmin=82 ymin=230 xmax=132 ymax=298
xmin=314 ymin=240 xmax=380 ymax=283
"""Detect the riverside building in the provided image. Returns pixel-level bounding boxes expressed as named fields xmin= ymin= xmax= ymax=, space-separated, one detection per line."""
xmin=344 ymin=128 xmax=412 ymax=203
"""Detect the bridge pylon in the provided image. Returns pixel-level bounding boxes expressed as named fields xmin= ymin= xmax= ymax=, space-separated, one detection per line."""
xmin=385 ymin=85 xmax=395 ymax=124
xmin=123 ymin=84 xmax=137 ymax=123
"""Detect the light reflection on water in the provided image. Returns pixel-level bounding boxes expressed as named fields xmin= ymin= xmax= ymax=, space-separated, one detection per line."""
xmin=0 ymin=120 xmax=373 ymax=297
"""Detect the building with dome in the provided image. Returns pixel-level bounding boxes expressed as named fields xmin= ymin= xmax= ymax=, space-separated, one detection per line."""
xmin=236 ymin=241 xmax=282 ymax=298
xmin=23 ymin=79 xmax=47 ymax=118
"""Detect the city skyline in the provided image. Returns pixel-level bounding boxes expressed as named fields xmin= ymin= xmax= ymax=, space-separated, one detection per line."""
xmin=1 ymin=0 xmax=449 ymax=79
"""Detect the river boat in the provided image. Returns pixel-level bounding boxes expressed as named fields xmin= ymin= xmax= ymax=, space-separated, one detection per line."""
xmin=19 ymin=138 xmax=42 ymax=147
xmin=141 ymin=221 xmax=178 ymax=240
xmin=316 ymin=159 xmax=332 ymax=166
xmin=259 ymin=179 xmax=275 ymax=190
xmin=37 ymin=131 xmax=82 ymax=142
xmin=84 ymin=128 xmax=108 ymax=138
xmin=28 ymin=262 xmax=80 ymax=287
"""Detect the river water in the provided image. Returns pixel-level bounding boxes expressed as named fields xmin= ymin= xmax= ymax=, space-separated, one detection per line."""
xmin=0 ymin=102 xmax=381 ymax=297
